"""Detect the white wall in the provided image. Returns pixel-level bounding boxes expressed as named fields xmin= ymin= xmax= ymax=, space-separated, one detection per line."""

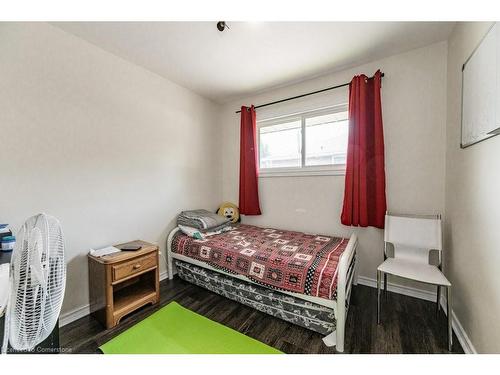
xmin=0 ymin=23 xmax=222 ymax=316
xmin=219 ymin=42 xmax=448 ymax=291
xmin=445 ymin=22 xmax=500 ymax=353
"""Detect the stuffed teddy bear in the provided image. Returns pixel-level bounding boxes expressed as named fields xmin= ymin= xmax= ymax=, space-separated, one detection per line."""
xmin=216 ymin=202 xmax=240 ymax=223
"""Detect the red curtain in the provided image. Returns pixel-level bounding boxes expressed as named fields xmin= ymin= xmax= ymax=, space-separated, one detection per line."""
xmin=239 ymin=105 xmax=261 ymax=215
xmin=341 ymin=70 xmax=386 ymax=229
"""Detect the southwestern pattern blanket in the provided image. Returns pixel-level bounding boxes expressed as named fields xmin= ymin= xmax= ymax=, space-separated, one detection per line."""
xmin=171 ymin=224 xmax=349 ymax=300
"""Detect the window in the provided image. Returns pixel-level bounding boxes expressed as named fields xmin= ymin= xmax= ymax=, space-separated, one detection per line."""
xmin=258 ymin=106 xmax=349 ymax=176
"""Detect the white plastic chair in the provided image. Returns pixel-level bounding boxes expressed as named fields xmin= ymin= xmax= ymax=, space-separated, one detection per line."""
xmin=377 ymin=213 xmax=452 ymax=351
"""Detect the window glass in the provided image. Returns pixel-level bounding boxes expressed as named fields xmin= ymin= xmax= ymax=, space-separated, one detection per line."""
xmin=259 ymin=120 xmax=302 ymax=169
xmin=305 ymin=111 xmax=348 ymax=166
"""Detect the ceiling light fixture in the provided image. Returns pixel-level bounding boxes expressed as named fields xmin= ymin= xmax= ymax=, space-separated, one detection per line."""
xmin=217 ymin=21 xmax=228 ymax=32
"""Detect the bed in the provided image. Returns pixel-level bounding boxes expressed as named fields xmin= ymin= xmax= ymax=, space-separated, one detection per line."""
xmin=166 ymin=223 xmax=358 ymax=352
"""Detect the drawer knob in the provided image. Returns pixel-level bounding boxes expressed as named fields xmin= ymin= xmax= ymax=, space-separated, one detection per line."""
xmin=133 ymin=264 xmax=141 ymax=269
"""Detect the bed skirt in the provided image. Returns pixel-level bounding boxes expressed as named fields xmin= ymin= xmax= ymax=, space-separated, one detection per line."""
xmin=175 ymin=260 xmax=336 ymax=334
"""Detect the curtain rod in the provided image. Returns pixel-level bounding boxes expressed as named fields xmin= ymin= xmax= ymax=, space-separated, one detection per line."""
xmin=235 ymin=72 xmax=384 ymax=114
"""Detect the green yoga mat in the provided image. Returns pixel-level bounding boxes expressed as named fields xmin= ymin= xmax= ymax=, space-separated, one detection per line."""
xmin=99 ymin=302 xmax=282 ymax=354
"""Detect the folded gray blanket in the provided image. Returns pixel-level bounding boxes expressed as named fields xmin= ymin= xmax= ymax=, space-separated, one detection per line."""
xmin=177 ymin=209 xmax=230 ymax=231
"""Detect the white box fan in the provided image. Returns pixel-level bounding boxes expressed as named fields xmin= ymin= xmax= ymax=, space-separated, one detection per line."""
xmin=2 ymin=213 xmax=66 ymax=353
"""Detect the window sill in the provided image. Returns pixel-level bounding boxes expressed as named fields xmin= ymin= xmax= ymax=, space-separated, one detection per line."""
xmin=259 ymin=168 xmax=346 ymax=178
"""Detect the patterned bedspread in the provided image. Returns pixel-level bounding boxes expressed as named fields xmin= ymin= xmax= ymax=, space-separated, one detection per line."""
xmin=171 ymin=224 xmax=349 ymax=300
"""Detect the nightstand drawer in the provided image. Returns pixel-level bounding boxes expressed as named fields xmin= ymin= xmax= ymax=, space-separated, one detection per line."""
xmin=112 ymin=254 xmax=157 ymax=282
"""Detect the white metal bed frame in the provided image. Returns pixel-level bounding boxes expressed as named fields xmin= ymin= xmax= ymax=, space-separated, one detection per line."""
xmin=166 ymin=227 xmax=358 ymax=353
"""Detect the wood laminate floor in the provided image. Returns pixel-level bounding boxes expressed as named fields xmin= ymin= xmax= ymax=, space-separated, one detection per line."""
xmin=60 ymin=276 xmax=464 ymax=354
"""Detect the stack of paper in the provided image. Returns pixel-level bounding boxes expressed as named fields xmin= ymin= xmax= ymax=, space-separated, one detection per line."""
xmin=89 ymin=246 xmax=121 ymax=258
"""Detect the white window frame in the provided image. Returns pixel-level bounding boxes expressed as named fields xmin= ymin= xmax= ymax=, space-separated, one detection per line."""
xmin=257 ymin=104 xmax=348 ymax=178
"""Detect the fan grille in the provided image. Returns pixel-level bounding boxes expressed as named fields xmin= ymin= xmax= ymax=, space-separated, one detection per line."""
xmin=7 ymin=214 xmax=66 ymax=351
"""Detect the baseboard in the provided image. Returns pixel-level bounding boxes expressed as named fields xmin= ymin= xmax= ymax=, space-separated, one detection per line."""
xmin=59 ymin=304 xmax=91 ymax=327
xmin=357 ymin=275 xmax=476 ymax=354
xmin=440 ymin=295 xmax=477 ymax=354
xmin=357 ymin=275 xmax=437 ymax=302
xmin=60 ymin=270 xmax=171 ymax=327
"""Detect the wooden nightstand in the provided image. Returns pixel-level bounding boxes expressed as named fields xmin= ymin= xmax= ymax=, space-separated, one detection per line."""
xmin=88 ymin=240 xmax=160 ymax=329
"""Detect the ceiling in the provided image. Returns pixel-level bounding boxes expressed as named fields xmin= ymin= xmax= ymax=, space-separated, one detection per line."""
xmin=53 ymin=22 xmax=455 ymax=103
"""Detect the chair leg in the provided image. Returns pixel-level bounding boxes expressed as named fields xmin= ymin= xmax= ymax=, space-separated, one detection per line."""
xmin=384 ymin=272 xmax=388 ymax=298
xmin=436 ymin=285 xmax=441 ymax=315
xmin=377 ymin=270 xmax=382 ymax=324
xmin=447 ymin=286 xmax=453 ymax=352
